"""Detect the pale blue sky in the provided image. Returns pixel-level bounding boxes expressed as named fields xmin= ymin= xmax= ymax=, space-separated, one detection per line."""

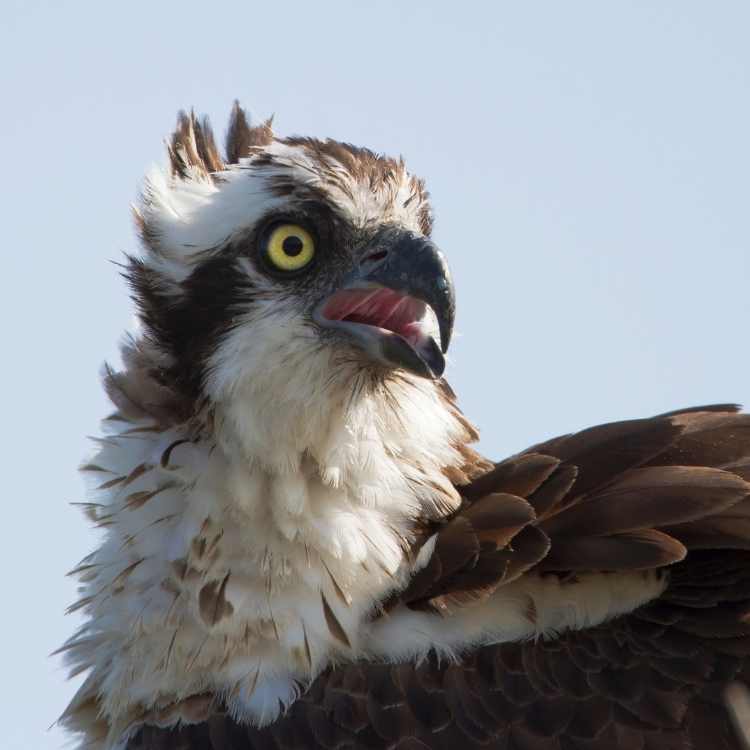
xmin=2 ymin=2 xmax=749 ymax=748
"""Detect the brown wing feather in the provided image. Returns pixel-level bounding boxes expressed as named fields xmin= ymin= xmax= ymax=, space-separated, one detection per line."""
xmin=128 ymin=406 xmax=750 ymax=749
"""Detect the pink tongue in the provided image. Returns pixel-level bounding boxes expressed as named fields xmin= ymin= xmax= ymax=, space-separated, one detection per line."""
xmin=322 ymin=288 xmax=425 ymax=344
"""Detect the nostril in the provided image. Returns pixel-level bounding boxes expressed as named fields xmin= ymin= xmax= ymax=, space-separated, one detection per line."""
xmin=364 ymin=250 xmax=388 ymax=264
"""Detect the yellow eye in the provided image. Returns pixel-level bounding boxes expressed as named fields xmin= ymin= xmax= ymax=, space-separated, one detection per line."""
xmin=263 ymin=224 xmax=315 ymax=273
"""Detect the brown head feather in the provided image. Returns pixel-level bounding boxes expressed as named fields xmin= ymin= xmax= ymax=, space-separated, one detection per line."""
xmin=225 ymin=100 xmax=274 ymax=163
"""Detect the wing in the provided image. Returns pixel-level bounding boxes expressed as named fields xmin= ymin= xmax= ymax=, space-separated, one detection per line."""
xmin=129 ymin=405 xmax=750 ymax=750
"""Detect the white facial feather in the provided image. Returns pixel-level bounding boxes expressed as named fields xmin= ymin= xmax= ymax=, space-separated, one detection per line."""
xmin=137 ymin=138 xmax=427 ymax=288
xmin=138 ymin=165 xmax=284 ymax=284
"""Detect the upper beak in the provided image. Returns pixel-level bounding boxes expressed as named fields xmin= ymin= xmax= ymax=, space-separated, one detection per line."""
xmin=313 ymin=231 xmax=455 ymax=379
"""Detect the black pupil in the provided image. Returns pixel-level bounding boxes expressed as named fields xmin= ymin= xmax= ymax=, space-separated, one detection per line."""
xmin=282 ymin=235 xmax=304 ymax=257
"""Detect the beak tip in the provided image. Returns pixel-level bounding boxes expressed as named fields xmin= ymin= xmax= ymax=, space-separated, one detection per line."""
xmin=439 ymin=323 xmax=453 ymax=353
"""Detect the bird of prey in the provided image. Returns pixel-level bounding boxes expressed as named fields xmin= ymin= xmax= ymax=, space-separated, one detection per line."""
xmin=60 ymin=103 xmax=750 ymax=750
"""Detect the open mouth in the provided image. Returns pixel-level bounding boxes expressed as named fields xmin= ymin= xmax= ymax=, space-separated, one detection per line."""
xmin=316 ymin=286 xmax=445 ymax=378
xmin=323 ymin=288 xmax=432 ymax=349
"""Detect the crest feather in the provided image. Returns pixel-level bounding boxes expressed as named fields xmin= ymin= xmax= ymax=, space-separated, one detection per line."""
xmin=168 ymin=110 xmax=225 ymax=181
xmin=225 ymin=100 xmax=274 ymax=163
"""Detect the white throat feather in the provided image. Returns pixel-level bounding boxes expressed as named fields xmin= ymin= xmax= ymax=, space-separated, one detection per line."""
xmin=60 ymin=352 xmax=475 ymax=748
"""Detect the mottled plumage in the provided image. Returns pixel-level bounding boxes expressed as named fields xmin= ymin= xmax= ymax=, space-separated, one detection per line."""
xmin=60 ymin=104 xmax=750 ymax=750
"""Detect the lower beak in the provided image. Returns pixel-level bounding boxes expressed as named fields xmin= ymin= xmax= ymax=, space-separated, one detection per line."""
xmin=313 ymin=231 xmax=455 ymax=379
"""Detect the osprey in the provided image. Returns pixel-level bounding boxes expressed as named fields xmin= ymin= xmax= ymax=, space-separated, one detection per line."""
xmin=61 ymin=103 xmax=750 ymax=750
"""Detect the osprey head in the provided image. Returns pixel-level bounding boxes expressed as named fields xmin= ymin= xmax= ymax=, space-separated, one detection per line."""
xmin=127 ymin=104 xmax=454 ymax=429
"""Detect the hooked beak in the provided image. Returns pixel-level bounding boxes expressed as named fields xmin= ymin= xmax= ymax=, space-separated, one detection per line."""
xmin=313 ymin=231 xmax=455 ymax=379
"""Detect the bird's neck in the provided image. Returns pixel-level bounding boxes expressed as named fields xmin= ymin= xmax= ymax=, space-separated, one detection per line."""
xmin=215 ymin=371 xmax=474 ymax=490
xmin=62 ymin=370 xmax=482 ymax=748
xmin=203 ymin=372 xmax=474 ymax=564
